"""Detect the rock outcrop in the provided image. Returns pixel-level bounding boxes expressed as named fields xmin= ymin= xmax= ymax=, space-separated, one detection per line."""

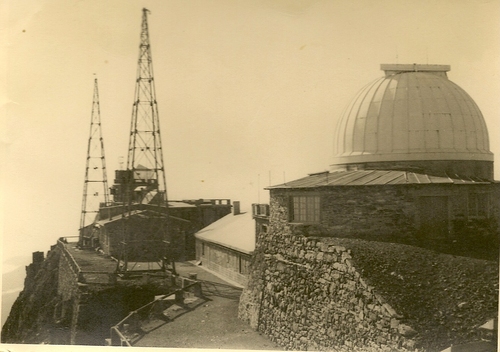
xmin=2 ymin=248 xmax=63 ymax=344
xmin=2 ymin=243 xmax=177 ymax=345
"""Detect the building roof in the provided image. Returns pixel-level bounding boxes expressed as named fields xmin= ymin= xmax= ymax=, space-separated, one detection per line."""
xmin=195 ymin=212 xmax=255 ymax=255
xmin=168 ymin=201 xmax=196 ymax=208
xmin=332 ymin=64 xmax=492 ymax=167
xmin=96 ymin=210 xmax=146 ymax=225
xmin=140 ymin=191 xmax=196 ymax=208
xmin=267 ymin=170 xmax=495 ymax=189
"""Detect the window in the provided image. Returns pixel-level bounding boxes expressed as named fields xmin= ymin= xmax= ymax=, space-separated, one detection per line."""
xmin=239 ymin=256 xmax=250 ymax=274
xmin=468 ymin=193 xmax=488 ymax=218
xmin=290 ymin=195 xmax=320 ymax=223
xmin=201 ymin=242 xmax=205 ymax=256
xmin=259 ymin=204 xmax=270 ymax=216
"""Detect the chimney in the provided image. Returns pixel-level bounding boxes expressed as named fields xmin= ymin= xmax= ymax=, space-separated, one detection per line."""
xmin=233 ymin=201 xmax=240 ymax=215
xmin=32 ymin=251 xmax=44 ymax=264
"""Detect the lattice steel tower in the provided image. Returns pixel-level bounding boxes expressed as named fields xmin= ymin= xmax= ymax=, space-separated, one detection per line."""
xmin=127 ymin=8 xmax=167 ymax=192
xmin=79 ymin=78 xmax=110 ymax=248
xmin=117 ymin=8 xmax=170 ymax=274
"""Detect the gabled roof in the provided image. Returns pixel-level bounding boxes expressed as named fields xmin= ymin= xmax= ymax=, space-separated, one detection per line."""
xmin=267 ymin=170 xmax=495 ymax=189
xmin=96 ymin=210 xmax=190 ymax=226
xmin=195 ymin=212 xmax=255 ymax=254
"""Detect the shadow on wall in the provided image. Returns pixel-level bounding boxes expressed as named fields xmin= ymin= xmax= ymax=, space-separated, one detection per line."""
xmin=289 ymin=220 xmax=499 ymax=261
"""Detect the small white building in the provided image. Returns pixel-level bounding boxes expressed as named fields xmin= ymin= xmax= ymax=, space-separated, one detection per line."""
xmin=195 ymin=210 xmax=255 ymax=286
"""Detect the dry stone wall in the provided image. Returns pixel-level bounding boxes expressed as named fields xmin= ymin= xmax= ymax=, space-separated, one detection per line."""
xmin=239 ymin=229 xmax=418 ymax=351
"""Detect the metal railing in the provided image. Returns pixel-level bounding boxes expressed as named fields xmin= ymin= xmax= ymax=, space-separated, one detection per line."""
xmin=109 ymin=279 xmax=202 ymax=346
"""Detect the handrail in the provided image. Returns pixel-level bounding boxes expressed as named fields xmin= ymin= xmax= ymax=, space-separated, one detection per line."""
xmin=110 ymin=326 xmax=132 ymax=347
xmin=109 ymin=279 xmax=201 ymax=346
xmin=117 ymin=280 xmax=200 ymax=326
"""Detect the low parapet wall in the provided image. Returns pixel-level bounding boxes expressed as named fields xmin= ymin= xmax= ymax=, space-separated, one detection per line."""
xmin=57 ymin=239 xmax=116 ymax=288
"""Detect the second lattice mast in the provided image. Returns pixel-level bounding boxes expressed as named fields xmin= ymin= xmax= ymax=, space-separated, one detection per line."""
xmin=79 ymin=78 xmax=110 ymax=248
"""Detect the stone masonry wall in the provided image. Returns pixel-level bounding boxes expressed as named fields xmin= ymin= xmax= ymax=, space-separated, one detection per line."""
xmin=239 ymin=230 xmax=417 ymax=351
xmin=271 ymin=186 xmax=418 ymax=242
xmin=58 ymin=246 xmax=80 ymax=301
xmin=269 ymin=184 xmax=500 ymax=259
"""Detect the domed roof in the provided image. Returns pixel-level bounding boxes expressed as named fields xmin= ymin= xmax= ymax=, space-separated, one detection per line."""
xmin=332 ymin=64 xmax=493 ymax=167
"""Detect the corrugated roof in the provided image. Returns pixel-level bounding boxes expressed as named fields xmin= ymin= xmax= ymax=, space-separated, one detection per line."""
xmin=97 ymin=210 xmax=146 ymax=225
xmin=267 ymin=170 xmax=494 ymax=189
xmin=97 ymin=210 xmax=191 ymax=226
xmin=195 ymin=212 xmax=255 ymax=254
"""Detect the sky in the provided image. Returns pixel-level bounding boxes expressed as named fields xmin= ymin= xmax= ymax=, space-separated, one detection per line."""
xmin=1 ymin=0 xmax=500 ymax=323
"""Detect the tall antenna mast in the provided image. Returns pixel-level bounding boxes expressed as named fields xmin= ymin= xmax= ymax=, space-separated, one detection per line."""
xmin=79 ymin=78 xmax=110 ymax=248
xmin=117 ymin=8 xmax=171 ymax=275
xmin=127 ymin=7 xmax=167 ymax=193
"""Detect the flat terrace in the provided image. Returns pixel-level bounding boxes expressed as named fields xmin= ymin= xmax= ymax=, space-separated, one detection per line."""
xmin=64 ymin=241 xmax=118 ymax=273
xmin=59 ymin=238 xmax=171 ymax=286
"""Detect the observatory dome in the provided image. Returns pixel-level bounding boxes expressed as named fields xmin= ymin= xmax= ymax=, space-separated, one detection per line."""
xmin=331 ymin=64 xmax=494 ymax=178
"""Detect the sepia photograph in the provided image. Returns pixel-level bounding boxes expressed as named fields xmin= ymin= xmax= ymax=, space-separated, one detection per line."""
xmin=1 ymin=1 xmax=499 ymax=351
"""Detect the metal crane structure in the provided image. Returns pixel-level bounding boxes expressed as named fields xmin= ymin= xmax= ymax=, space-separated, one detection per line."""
xmin=79 ymin=78 xmax=110 ymax=248
xmin=116 ymin=8 xmax=171 ymax=275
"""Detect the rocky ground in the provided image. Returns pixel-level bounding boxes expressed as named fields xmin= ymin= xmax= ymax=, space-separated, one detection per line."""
xmin=328 ymin=237 xmax=498 ymax=351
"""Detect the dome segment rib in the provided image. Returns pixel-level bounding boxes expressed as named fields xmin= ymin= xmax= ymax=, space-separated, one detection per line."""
xmin=332 ymin=64 xmax=493 ymax=171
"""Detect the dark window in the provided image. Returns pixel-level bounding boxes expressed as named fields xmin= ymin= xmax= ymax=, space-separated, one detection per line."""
xmin=290 ymin=195 xmax=320 ymax=223
xmin=468 ymin=193 xmax=488 ymax=218
xmin=259 ymin=204 xmax=270 ymax=216
xmin=239 ymin=256 xmax=249 ymax=274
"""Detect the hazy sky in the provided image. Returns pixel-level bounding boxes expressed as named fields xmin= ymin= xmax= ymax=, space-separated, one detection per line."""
xmin=2 ymin=0 xmax=500 ymax=271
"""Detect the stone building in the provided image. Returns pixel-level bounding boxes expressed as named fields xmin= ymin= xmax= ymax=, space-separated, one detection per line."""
xmin=239 ymin=64 xmax=499 ymax=351
xmin=268 ymin=64 xmax=499 ymax=259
